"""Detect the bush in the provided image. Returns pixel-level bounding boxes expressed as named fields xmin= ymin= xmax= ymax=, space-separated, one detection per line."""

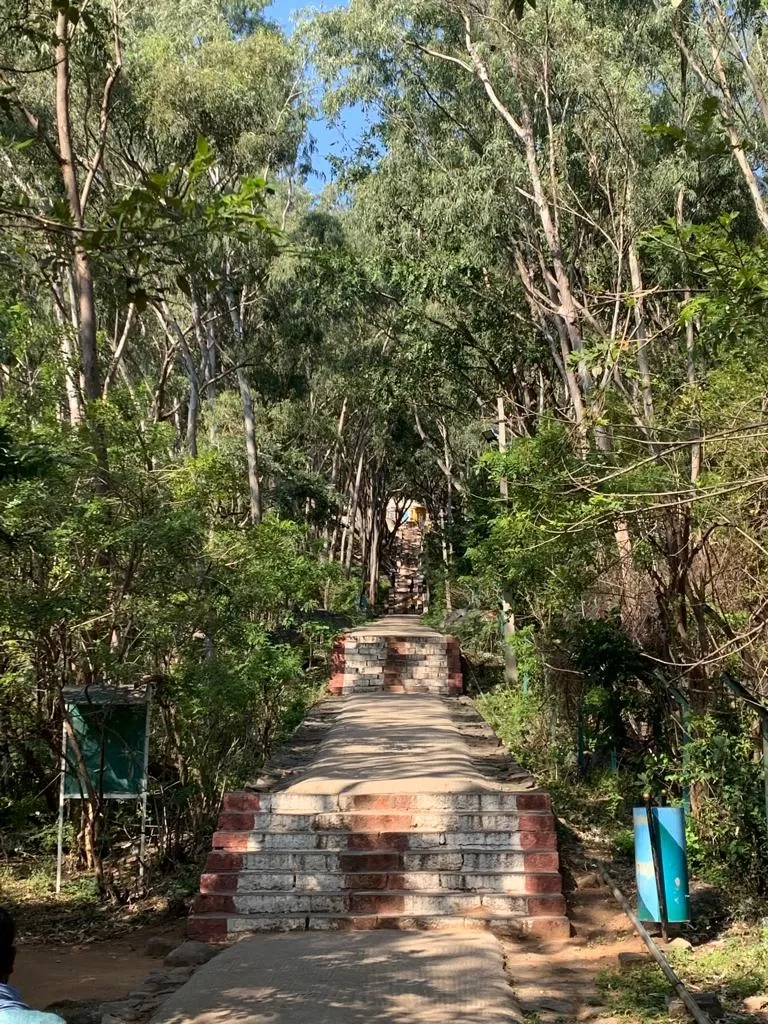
xmin=644 ymin=713 xmax=768 ymax=900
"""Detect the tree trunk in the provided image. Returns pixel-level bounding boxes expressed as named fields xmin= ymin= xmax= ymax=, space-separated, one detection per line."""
xmin=677 ymin=187 xmax=702 ymax=484
xmin=438 ymin=420 xmax=454 ymax=612
xmin=628 ymin=242 xmax=656 ymax=430
xmin=54 ymin=12 xmax=102 ymax=407
xmin=237 ymin=370 xmax=262 ymax=525
xmin=497 ymin=397 xmax=519 ymax=685
xmin=226 ymin=285 xmax=262 ymax=524
xmin=344 ymin=452 xmax=365 ymax=574
xmin=51 ymin=278 xmax=84 ymax=425
xmin=367 ymin=511 xmax=380 ymax=607
xmin=326 ymin=397 xmax=348 ymax=558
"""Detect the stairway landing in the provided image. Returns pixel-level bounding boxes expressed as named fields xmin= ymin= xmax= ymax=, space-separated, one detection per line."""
xmin=189 ymin=692 xmax=569 ymax=941
xmin=330 ymin=616 xmax=462 ymax=696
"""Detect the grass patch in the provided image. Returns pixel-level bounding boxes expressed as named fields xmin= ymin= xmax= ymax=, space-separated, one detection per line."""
xmin=597 ymin=928 xmax=768 ymax=1021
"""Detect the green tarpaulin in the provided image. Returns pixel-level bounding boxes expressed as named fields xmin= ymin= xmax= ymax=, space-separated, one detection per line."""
xmin=64 ymin=702 xmax=148 ymax=799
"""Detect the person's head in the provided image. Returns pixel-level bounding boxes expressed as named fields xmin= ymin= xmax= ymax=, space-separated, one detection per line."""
xmin=0 ymin=907 xmax=16 ymax=982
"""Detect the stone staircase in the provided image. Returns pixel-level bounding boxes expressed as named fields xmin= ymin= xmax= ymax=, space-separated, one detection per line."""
xmin=330 ymin=618 xmax=462 ymax=696
xmin=188 ymin=789 xmax=568 ymax=941
xmin=388 ymin=520 xmax=427 ymax=614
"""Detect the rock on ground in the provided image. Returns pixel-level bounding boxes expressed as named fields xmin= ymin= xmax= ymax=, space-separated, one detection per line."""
xmin=163 ymin=941 xmax=222 ymax=968
xmin=44 ymin=1000 xmax=103 ymax=1024
xmin=144 ymin=938 xmax=179 ymax=960
xmin=617 ymin=951 xmax=653 ymax=970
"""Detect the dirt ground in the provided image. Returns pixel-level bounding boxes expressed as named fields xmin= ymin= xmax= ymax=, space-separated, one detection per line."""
xmin=9 ymin=885 xmax=640 ymax=1015
xmin=502 ymin=883 xmax=648 ymax=1019
xmin=12 ymin=922 xmax=187 ymax=1010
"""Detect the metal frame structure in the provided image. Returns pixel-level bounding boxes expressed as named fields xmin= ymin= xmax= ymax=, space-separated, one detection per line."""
xmin=55 ymin=684 xmax=153 ymax=893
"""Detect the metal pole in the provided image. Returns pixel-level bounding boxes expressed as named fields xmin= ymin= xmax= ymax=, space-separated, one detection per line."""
xmin=595 ymin=860 xmax=712 ymax=1024
xmin=138 ymin=688 xmax=153 ymax=882
xmin=55 ymin=717 xmax=67 ymax=894
xmin=762 ymin=720 xmax=768 ymax=840
xmin=644 ymin=792 xmax=669 ymax=942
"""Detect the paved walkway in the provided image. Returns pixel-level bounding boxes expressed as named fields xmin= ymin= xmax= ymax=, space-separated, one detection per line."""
xmin=286 ymin=692 xmax=490 ymax=795
xmin=152 ymin=931 xmax=522 ymax=1024
xmin=344 ymin=615 xmax=447 ymax=637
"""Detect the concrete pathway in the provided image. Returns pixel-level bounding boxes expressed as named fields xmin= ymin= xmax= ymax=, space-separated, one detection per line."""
xmin=344 ymin=615 xmax=447 ymax=637
xmin=151 ymin=931 xmax=522 ymax=1024
xmin=285 ymin=692 xmax=490 ymax=795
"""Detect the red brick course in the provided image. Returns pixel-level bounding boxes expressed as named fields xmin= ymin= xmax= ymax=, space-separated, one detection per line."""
xmin=186 ymin=916 xmax=228 ymax=941
xmin=211 ymin=831 xmax=250 ymax=851
xmin=217 ymin=811 xmax=256 ymax=831
xmin=345 ymin=813 xmax=414 ymax=832
xmin=524 ymin=874 xmax=563 ymax=894
xmin=528 ymin=895 xmax=567 ymax=917
xmin=339 ymin=853 xmax=404 ymax=872
xmin=351 ymin=794 xmax=416 ymax=811
xmin=205 ymin=851 xmax=244 ymax=872
xmin=518 ymin=813 xmax=556 ymax=832
xmin=445 ymin=636 xmax=463 ymax=696
xmin=193 ymin=894 xmax=236 ymax=914
xmin=522 ymin=916 xmax=571 ymax=938
xmin=515 ymin=793 xmax=552 ymax=812
xmin=222 ymin=792 xmax=261 ymax=812
xmin=523 ymin=851 xmax=560 ymax=873
xmin=350 ymin=893 xmax=406 ymax=915
xmin=347 ymin=832 xmax=410 ymax=851
xmin=329 ymin=635 xmax=346 ymax=695
xmin=200 ymin=873 xmax=239 ymax=894
xmin=519 ymin=829 xmax=557 ymax=850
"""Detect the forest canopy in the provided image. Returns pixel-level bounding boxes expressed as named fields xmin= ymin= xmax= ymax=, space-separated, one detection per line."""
xmin=2 ymin=0 xmax=768 ymax=907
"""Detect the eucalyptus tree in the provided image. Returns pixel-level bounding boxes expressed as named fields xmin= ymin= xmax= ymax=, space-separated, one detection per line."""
xmin=306 ymin=0 xmax=768 ymax=713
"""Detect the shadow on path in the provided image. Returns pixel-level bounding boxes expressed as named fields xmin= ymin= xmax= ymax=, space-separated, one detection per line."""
xmin=153 ymin=931 xmax=523 ymax=1024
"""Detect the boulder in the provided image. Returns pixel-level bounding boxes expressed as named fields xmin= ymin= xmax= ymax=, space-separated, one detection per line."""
xmin=164 ymin=940 xmax=222 ymax=968
xmin=98 ymin=1001 xmax=145 ymax=1023
xmin=143 ymin=936 xmax=179 ymax=959
xmin=141 ymin=966 xmax=194 ymax=990
xmin=618 ymin=951 xmax=653 ymax=971
xmin=667 ymin=992 xmax=723 ymax=1020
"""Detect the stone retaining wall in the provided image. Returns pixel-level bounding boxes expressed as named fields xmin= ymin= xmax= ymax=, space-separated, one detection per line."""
xmin=329 ymin=632 xmax=462 ymax=696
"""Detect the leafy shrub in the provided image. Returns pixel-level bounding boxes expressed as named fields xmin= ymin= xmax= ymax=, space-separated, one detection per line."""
xmin=644 ymin=713 xmax=768 ymax=899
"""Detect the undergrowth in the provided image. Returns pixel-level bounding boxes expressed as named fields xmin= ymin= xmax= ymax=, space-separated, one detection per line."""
xmin=597 ymin=928 xmax=768 ymax=1021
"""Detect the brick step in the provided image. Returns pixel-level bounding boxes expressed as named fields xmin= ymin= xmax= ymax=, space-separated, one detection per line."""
xmin=187 ymin=911 xmax=571 ymax=941
xmin=212 ymin=828 xmax=558 ymax=852
xmin=193 ymin=890 xmax=566 ymax=917
xmin=216 ymin=811 xmax=555 ymax=833
xmin=200 ymin=869 xmax=563 ymax=895
xmin=205 ymin=848 xmax=560 ymax=874
xmin=224 ymin=791 xmax=551 ymax=813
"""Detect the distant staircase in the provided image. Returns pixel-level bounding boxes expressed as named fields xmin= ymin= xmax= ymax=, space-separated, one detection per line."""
xmin=388 ymin=520 xmax=427 ymax=614
xmin=188 ymin=789 xmax=568 ymax=940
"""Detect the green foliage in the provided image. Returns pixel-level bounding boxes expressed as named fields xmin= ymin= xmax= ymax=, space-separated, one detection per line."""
xmin=598 ymin=929 xmax=768 ymax=1021
xmin=475 ymin=685 xmax=544 ymax=769
xmin=644 ymin=713 xmax=768 ymax=900
xmin=4 ymin=0 xmax=768 ymax=929
xmin=567 ymin=617 xmax=660 ymax=762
